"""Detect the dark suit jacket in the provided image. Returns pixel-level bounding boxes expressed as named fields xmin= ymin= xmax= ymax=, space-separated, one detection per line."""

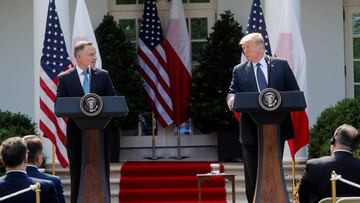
xmin=57 ymin=67 xmax=116 ymax=98
xmin=56 ymin=67 xmax=116 ymax=149
xmin=56 ymin=67 xmax=116 ymax=203
xmin=0 ymin=171 xmax=59 ymax=203
xmin=227 ymin=56 xmax=300 ymax=145
xmin=299 ymin=151 xmax=360 ymax=203
xmin=26 ymin=165 xmax=65 ymax=203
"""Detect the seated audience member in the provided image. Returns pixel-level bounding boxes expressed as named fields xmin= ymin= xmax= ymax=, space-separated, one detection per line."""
xmin=23 ymin=135 xmax=66 ymax=203
xmin=299 ymin=124 xmax=360 ymax=203
xmin=0 ymin=137 xmax=59 ymax=203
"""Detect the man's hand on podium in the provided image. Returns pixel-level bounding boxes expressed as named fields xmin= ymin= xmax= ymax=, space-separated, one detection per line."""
xmin=227 ymin=95 xmax=235 ymax=111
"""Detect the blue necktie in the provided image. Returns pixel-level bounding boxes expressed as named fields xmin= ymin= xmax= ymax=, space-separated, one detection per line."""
xmin=82 ymin=71 xmax=90 ymax=94
xmin=256 ymin=63 xmax=267 ymax=91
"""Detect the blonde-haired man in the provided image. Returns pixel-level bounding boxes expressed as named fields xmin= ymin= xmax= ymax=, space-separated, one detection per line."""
xmin=227 ymin=32 xmax=300 ymax=202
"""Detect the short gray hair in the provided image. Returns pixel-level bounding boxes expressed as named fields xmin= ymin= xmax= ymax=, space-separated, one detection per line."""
xmin=74 ymin=41 xmax=93 ymax=57
xmin=333 ymin=124 xmax=360 ymax=151
xmin=239 ymin=32 xmax=265 ymax=48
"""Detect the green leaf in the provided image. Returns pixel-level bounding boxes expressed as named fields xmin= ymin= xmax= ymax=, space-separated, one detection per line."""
xmin=190 ymin=10 xmax=244 ymax=132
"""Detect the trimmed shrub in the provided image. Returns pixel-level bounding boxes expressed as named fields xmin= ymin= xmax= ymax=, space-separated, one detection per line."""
xmin=0 ymin=110 xmax=37 ymax=174
xmin=190 ymin=10 xmax=244 ymax=132
xmin=0 ymin=110 xmax=37 ymax=141
xmin=309 ymin=98 xmax=360 ymax=158
xmin=95 ymin=14 xmax=148 ymax=130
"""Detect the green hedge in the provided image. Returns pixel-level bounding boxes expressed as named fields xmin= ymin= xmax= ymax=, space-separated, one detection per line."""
xmin=190 ymin=10 xmax=244 ymax=132
xmin=309 ymin=98 xmax=360 ymax=158
xmin=0 ymin=110 xmax=37 ymax=174
xmin=95 ymin=15 xmax=148 ymax=130
xmin=0 ymin=110 xmax=37 ymax=141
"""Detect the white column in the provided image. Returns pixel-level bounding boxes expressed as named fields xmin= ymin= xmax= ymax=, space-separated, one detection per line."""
xmin=34 ymin=0 xmax=71 ymax=165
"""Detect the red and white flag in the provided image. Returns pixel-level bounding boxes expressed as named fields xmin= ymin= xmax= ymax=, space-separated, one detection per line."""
xmin=137 ymin=0 xmax=174 ymax=127
xmin=71 ymin=0 xmax=102 ymax=68
xmin=166 ymin=0 xmax=192 ymax=126
xmin=39 ymin=0 xmax=71 ymax=168
xmin=275 ymin=0 xmax=310 ymax=160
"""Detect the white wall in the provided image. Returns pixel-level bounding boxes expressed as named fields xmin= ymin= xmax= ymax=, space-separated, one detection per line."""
xmin=302 ymin=0 xmax=345 ymax=125
xmin=217 ymin=0 xmax=251 ymax=31
xmin=0 ymin=0 xmax=34 ymax=118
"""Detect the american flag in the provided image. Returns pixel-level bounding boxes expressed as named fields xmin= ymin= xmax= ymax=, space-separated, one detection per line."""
xmin=246 ymin=0 xmax=272 ymax=56
xmin=137 ymin=0 xmax=174 ymax=127
xmin=39 ymin=0 xmax=71 ymax=168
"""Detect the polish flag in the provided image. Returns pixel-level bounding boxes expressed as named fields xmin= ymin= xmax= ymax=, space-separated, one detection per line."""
xmin=71 ymin=0 xmax=102 ymax=69
xmin=275 ymin=0 xmax=310 ymax=160
xmin=166 ymin=0 xmax=192 ymax=126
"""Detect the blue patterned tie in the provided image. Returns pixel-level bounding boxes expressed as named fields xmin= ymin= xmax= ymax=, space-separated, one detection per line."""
xmin=256 ymin=63 xmax=267 ymax=91
xmin=82 ymin=71 xmax=90 ymax=94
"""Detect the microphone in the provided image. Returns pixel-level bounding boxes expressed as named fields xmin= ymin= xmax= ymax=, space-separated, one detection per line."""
xmin=264 ymin=55 xmax=270 ymax=87
xmin=88 ymin=65 xmax=91 ymax=93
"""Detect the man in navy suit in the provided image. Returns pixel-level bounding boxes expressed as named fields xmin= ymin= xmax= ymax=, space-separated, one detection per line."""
xmin=227 ymin=32 xmax=300 ymax=202
xmin=56 ymin=41 xmax=116 ymax=203
xmin=299 ymin=124 xmax=360 ymax=203
xmin=23 ymin=135 xmax=66 ymax=203
xmin=0 ymin=137 xmax=59 ymax=203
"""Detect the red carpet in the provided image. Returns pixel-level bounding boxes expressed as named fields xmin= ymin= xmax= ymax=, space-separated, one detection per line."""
xmin=119 ymin=161 xmax=226 ymax=203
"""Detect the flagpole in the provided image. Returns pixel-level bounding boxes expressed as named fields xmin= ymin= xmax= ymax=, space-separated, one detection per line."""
xmin=176 ymin=127 xmax=181 ymax=158
xmin=292 ymin=159 xmax=299 ymax=203
xmin=173 ymin=126 xmax=188 ymax=159
xmin=52 ymin=144 xmax=56 ymax=175
xmin=144 ymin=112 xmax=162 ymax=160
xmin=151 ymin=112 xmax=157 ymax=159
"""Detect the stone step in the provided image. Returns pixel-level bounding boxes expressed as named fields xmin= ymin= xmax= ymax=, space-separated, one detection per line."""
xmin=63 ymin=190 xmax=120 ymax=203
xmin=45 ymin=164 xmax=121 ymax=180
xmin=46 ymin=162 xmax=305 ymax=203
xmin=46 ymin=162 xmax=305 ymax=178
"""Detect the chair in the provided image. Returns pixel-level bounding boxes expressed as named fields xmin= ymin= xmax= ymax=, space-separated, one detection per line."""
xmin=336 ymin=197 xmax=360 ymax=203
xmin=318 ymin=197 xmax=335 ymax=203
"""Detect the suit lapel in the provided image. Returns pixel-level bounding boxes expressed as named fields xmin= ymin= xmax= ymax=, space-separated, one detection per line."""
xmin=245 ymin=62 xmax=258 ymax=91
xmin=267 ymin=57 xmax=276 ymax=87
xmin=69 ymin=68 xmax=85 ymax=95
xmin=90 ymin=68 xmax=100 ymax=94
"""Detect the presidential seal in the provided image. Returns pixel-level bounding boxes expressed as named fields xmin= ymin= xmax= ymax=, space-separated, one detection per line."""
xmin=258 ymin=88 xmax=281 ymax=111
xmin=80 ymin=93 xmax=103 ymax=116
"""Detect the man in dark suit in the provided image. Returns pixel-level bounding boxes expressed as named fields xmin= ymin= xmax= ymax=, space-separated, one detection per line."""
xmin=0 ymin=137 xmax=59 ymax=203
xmin=23 ymin=135 xmax=66 ymax=203
xmin=299 ymin=124 xmax=360 ymax=203
xmin=226 ymin=32 xmax=300 ymax=202
xmin=56 ymin=41 xmax=116 ymax=203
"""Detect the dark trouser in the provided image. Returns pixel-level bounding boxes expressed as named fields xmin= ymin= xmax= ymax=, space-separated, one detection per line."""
xmin=242 ymin=139 xmax=285 ymax=203
xmin=242 ymin=144 xmax=258 ymax=203
xmin=67 ymin=121 xmax=110 ymax=203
